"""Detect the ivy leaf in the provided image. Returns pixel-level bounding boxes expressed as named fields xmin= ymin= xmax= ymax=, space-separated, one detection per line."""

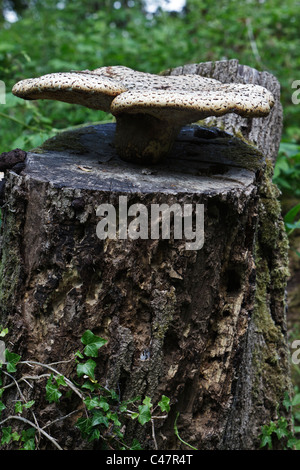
xmin=5 ymin=350 xmax=21 ymax=373
xmin=1 ymin=427 xmax=12 ymax=445
xmin=20 ymin=428 xmax=35 ymax=450
xmin=15 ymin=401 xmax=23 ymax=414
xmin=260 ymin=434 xmax=273 ymax=450
xmin=84 ymin=396 xmax=109 ymax=412
xmin=87 ymin=428 xmax=101 ymax=442
xmin=24 ymin=400 xmax=35 ymax=409
xmin=137 ymin=397 xmax=153 ymax=425
xmin=81 ymin=330 xmax=107 ymax=357
xmin=46 ymin=377 xmax=62 ymax=403
xmin=107 ymin=411 xmax=121 ymax=427
xmin=76 ymin=417 xmax=93 ymax=438
xmin=81 ymin=381 xmax=100 ymax=392
xmin=292 ymin=393 xmax=300 ymax=407
xmin=91 ymin=410 xmax=109 ymax=428
xmin=55 ymin=375 xmax=67 ymax=387
xmin=0 ymin=401 xmax=6 ymax=413
xmin=76 ymin=359 xmax=97 ymax=380
xmin=283 ymin=391 xmax=292 ymax=411
xmin=158 ymin=395 xmax=170 ymax=413
xmin=130 ymin=439 xmax=142 ymax=450
xmin=75 ymin=350 xmax=84 ymax=360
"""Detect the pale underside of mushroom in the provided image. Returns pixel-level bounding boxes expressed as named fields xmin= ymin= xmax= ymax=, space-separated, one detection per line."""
xmin=12 ymin=65 xmax=275 ymax=164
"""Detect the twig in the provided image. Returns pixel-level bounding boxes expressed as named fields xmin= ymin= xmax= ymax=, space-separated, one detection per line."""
xmin=19 ymin=360 xmax=85 ymax=401
xmin=41 ymin=409 xmax=82 ymax=430
xmin=1 ymin=373 xmax=51 ymax=390
xmin=0 ymin=415 xmax=63 ymax=450
xmin=151 ymin=418 xmax=158 ymax=450
xmin=2 ymin=370 xmax=41 ymax=433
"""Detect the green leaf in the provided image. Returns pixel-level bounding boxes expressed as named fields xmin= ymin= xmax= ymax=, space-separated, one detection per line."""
xmin=260 ymin=434 xmax=273 ymax=449
xmin=142 ymin=396 xmax=152 ymax=408
xmin=137 ymin=404 xmax=152 ymax=425
xmin=84 ymin=396 xmax=110 ymax=412
xmin=76 ymin=359 xmax=97 ymax=380
xmin=287 ymin=437 xmax=300 ymax=450
xmin=81 ymin=330 xmax=108 ymax=357
xmin=0 ymin=400 xmax=6 ymax=413
xmin=76 ymin=417 xmax=93 ymax=438
xmin=1 ymin=427 xmax=12 ymax=445
xmin=0 ymin=328 xmax=8 ymax=338
xmin=11 ymin=431 xmax=21 ymax=442
xmin=46 ymin=377 xmax=62 ymax=403
xmin=81 ymin=380 xmax=100 ymax=392
xmin=24 ymin=400 xmax=35 ymax=409
xmin=75 ymin=350 xmax=84 ymax=360
xmin=107 ymin=411 xmax=121 ymax=427
xmin=292 ymin=393 xmax=300 ymax=407
xmin=20 ymin=428 xmax=36 ymax=450
xmin=15 ymin=401 xmax=23 ymax=414
xmin=275 ymin=426 xmax=289 ymax=440
xmin=91 ymin=410 xmax=109 ymax=428
xmin=5 ymin=349 xmax=21 ymax=373
xmin=130 ymin=439 xmax=142 ymax=450
xmin=87 ymin=428 xmax=101 ymax=442
xmin=158 ymin=395 xmax=170 ymax=413
xmin=283 ymin=391 xmax=292 ymax=411
xmin=284 ymin=203 xmax=300 ymax=224
xmin=55 ymin=375 xmax=67 ymax=387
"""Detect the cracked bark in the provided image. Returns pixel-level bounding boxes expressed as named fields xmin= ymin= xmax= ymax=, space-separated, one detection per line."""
xmin=0 ymin=61 xmax=291 ymax=450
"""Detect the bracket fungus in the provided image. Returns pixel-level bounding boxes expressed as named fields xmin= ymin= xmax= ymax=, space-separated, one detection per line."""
xmin=12 ymin=65 xmax=275 ymax=164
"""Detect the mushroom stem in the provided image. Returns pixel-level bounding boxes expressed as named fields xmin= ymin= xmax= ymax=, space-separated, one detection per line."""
xmin=114 ymin=114 xmax=180 ymax=164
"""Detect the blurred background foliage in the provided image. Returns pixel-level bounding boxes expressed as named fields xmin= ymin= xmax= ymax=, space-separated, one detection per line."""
xmin=0 ymin=0 xmax=300 ymax=151
xmin=0 ymin=0 xmax=300 ymax=383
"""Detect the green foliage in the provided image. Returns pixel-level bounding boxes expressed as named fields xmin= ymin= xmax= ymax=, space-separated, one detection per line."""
xmin=0 ymin=329 xmax=171 ymax=450
xmin=273 ymin=142 xmax=300 ymax=253
xmin=273 ymin=143 xmax=300 ymax=200
xmin=80 ymin=329 xmax=108 ymax=357
xmin=259 ymin=392 xmax=300 ymax=450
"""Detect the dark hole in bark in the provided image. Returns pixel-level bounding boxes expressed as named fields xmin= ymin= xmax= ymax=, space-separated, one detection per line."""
xmin=225 ymin=268 xmax=241 ymax=293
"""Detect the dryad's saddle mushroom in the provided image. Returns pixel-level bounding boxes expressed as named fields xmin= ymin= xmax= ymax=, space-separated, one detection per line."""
xmin=12 ymin=65 xmax=275 ymax=164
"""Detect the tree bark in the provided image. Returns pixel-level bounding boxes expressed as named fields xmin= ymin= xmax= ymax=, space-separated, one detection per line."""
xmin=0 ymin=61 xmax=291 ymax=451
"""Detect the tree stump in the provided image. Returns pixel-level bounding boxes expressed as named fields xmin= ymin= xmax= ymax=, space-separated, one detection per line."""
xmin=0 ymin=61 xmax=292 ymax=451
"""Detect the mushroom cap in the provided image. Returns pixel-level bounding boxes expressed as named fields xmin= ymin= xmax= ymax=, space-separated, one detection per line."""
xmin=110 ymin=84 xmax=274 ymax=125
xmin=12 ymin=65 xmax=275 ymax=124
xmin=88 ymin=65 xmax=220 ymax=92
xmin=12 ymin=71 xmax=127 ymax=112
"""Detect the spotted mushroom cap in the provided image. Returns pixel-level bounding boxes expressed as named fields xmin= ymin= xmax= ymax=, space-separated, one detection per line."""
xmin=12 ymin=65 xmax=275 ymax=123
xmin=12 ymin=71 xmax=127 ymax=112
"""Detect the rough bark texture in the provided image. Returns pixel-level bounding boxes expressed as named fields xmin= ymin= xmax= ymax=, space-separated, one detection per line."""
xmin=0 ymin=61 xmax=291 ymax=450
